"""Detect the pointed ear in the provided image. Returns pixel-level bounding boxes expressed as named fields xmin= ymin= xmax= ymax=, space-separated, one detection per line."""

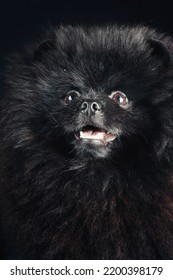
xmin=148 ymin=39 xmax=171 ymax=65
xmin=33 ymin=39 xmax=56 ymax=61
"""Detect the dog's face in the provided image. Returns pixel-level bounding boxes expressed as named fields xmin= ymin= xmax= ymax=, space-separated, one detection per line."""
xmin=27 ymin=26 xmax=172 ymax=159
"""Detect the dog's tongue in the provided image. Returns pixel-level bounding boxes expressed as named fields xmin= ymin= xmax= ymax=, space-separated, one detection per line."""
xmin=80 ymin=130 xmax=116 ymax=142
xmin=80 ymin=130 xmax=104 ymax=140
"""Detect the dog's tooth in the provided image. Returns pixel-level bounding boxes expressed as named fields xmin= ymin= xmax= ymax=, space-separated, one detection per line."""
xmin=80 ymin=131 xmax=83 ymax=138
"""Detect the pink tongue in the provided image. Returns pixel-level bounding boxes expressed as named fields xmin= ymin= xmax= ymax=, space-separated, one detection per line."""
xmin=80 ymin=130 xmax=104 ymax=140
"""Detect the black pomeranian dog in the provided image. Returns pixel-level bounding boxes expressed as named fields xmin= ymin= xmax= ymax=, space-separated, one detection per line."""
xmin=1 ymin=24 xmax=173 ymax=260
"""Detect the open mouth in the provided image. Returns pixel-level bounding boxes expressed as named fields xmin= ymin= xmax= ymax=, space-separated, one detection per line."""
xmin=75 ymin=125 xmax=116 ymax=145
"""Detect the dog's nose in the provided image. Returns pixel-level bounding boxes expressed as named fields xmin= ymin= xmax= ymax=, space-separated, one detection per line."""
xmin=81 ymin=100 xmax=102 ymax=116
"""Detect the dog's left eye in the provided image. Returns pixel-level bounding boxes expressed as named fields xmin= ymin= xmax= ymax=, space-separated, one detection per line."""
xmin=110 ymin=91 xmax=128 ymax=106
xmin=64 ymin=91 xmax=81 ymax=104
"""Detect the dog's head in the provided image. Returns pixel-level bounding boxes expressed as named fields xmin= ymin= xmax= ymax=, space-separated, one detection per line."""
xmin=5 ymin=25 xmax=173 ymax=160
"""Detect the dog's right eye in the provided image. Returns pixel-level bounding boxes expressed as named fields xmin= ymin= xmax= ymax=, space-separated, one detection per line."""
xmin=64 ymin=91 xmax=81 ymax=104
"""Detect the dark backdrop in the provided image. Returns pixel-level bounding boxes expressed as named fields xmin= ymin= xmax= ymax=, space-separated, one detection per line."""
xmin=0 ymin=0 xmax=173 ymax=62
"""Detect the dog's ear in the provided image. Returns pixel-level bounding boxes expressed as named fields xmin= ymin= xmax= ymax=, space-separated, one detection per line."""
xmin=148 ymin=39 xmax=171 ymax=66
xmin=33 ymin=39 xmax=56 ymax=61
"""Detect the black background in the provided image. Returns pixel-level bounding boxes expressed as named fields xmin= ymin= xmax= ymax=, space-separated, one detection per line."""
xmin=0 ymin=0 xmax=173 ymax=62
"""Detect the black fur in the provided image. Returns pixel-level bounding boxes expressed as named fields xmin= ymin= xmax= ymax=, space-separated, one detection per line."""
xmin=1 ymin=24 xmax=173 ymax=259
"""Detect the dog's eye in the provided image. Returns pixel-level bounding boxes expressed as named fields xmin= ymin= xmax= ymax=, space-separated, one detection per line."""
xmin=110 ymin=91 xmax=128 ymax=106
xmin=64 ymin=91 xmax=80 ymax=104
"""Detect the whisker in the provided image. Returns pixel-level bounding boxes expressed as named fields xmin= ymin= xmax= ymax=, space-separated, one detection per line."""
xmin=40 ymin=104 xmax=59 ymax=125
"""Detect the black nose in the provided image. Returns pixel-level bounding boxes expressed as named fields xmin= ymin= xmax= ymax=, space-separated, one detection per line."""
xmin=81 ymin=100 xmax=102 ymax=116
